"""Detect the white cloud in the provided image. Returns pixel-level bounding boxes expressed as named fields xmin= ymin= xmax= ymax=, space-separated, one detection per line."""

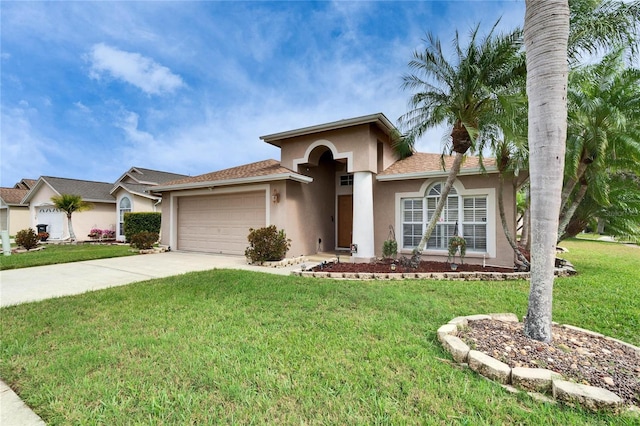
xmin=87 ymin=43 xmax=185 ymax=95
xmin=0 ymin=106 xmax=56 ymax=185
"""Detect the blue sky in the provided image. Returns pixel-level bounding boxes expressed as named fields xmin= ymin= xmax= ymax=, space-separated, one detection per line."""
xmin=1 ymin=1 xmax=525 ymax=187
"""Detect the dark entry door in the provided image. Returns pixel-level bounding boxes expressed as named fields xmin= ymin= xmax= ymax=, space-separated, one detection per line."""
xmin=337 ymin=195 xmax=353 ymax=248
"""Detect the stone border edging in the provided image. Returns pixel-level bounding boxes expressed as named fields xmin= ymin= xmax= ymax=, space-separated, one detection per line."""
xmin=291 ymin=268 xmax=575 ymax=280
xmin=437 ymin=313 xmax=640 ymax=414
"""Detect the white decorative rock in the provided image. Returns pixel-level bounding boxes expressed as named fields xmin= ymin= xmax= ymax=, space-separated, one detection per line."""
xmin=468 ymin=350 xmax=511 ymax=384
xmin=552 ymin=379 xmax=622 ymax=413
xmin=441 ymin=335 xmax=470 ymax=363
xmin=437 ymin=324 xmax=458 ymax=343
xmin=489 ymin=313 xmax=519 ymax=322
xmin=512 ymin=367 xmax=562 ymax=393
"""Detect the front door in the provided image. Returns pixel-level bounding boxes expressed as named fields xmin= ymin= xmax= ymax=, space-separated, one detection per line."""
xmin=337 ymin=195 xmax=353 ymax=248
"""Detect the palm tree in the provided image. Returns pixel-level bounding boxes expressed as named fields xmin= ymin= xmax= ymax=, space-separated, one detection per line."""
xmin=522 ymin=0 xmax=570 ymax=343
xmin=558 ymin=51 xmax=640 ymax=240
xmin=398 ymin=20 xmax=524 ymax=252
xmin=561 ymin=171 xmax=640 ymax=241
xmin=568 ymin=0 xmax=640 ymax=63
xmin=50 ymin=194 xmax=93 ymax=242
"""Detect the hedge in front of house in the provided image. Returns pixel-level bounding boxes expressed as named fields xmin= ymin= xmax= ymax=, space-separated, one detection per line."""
xmin=123 ymin=212 xmax=161 ymax=241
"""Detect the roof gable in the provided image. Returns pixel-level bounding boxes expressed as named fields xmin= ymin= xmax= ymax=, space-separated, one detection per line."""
xmin=116 ymin=167 xmax=189 ymax=186
xmin=260 ymin=112 xmax=397 ymax=147
xmin=23 ymin=176 xmax=116 ymax=204
xmin=13 ymin=179 xmax=37 ymax=190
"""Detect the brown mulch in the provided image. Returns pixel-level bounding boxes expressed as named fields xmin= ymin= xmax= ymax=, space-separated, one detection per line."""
xmin=458 ymin=319 xmax=640 ymax=406
xmin=312 ymin=259 xmax=514 ymax=273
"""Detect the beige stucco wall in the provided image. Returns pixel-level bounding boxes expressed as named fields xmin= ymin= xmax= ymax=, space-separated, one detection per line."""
xmin=373 ymin=173 xmax=518 ymax=268
xmin=0 ymin=205 xmax=30 ymax=235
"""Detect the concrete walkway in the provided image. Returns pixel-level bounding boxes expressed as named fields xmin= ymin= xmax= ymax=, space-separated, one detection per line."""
xmin=0 ymin=251 xmax=308 ymax=425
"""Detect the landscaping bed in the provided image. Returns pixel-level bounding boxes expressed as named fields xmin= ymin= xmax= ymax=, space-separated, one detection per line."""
xmin=312 ymin=258 xmax=514 ymax=274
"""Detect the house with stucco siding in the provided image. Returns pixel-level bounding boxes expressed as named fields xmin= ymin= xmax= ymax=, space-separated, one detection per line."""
xmin=156 ymin=113 xmax=521 ymax=268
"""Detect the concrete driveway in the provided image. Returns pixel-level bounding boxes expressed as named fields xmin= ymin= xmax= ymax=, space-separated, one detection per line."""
xmin=0 ymin=251 xmax=298 ymax=308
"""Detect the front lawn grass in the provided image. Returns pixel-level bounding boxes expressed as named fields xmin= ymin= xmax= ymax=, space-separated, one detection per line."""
xmin=1 ymin=239 xmax=638 ymax=424
xmin=0 ymin=244 xmax=136 ymax=270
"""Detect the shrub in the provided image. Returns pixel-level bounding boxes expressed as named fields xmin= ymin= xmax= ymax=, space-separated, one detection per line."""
xmin=123 ymin=213 xmax=161 ymax=241
xmin=382 ymin=239 xmax=398 ymax=259
xmin=129 ymin=231 xmax=159 ymax=250
xmin=245 ymin=225 xmax=291 ymax=263
xmin=16 ymin=228 xmax=39 ymax=250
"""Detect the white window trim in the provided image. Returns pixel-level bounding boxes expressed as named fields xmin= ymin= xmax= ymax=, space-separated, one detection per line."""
xmin=118 ymin=195 xmax=132 ymax=241
xmin=395 ymin=180 xmax=496 ymax=259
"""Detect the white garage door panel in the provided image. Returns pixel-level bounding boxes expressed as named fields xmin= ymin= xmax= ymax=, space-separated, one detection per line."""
xmin=177 ymin=192 xmax=266 ymax=255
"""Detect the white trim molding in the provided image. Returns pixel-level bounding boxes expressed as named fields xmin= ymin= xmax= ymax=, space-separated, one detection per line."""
xmin=293 ymin=139 xmax=354 ymax=173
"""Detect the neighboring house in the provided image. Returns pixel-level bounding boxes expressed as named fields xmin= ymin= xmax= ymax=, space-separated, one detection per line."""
xmin=19 ymin=168 xmax=189 ymax=242
xmin=21 ymin=177 xmax=116 ymax=241
xmin=155 ymin=113 xmax=520 ymax=268
xmin=0 ymin=187 xmax=30 ymax=235
xmin=110 ymin=167 xmax=188 ymax=241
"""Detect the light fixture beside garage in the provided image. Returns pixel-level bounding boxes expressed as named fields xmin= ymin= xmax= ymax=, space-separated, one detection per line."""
xmin=271 ymin=189 xmax=280 ymax=204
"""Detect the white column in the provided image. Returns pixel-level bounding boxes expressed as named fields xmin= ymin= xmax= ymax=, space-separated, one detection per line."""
xmin=352 ymin=171 xmax=375 ymax=262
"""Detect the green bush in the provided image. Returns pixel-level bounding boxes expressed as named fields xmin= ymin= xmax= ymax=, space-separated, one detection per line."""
xmin=15 ymin=228 xmax=39 ymax=250
xmin=123 ymin=213 xmax=161 ymax=241
xmin=129 ymin=231 xmax=159 ymax=250
xmin=245 ymin=225 xmax=291 ymax=263
xmin=382 ymin=239 xmax=398 ymax=259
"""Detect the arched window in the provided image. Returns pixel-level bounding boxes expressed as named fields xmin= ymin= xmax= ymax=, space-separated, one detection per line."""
xmin=401 ymin=182 xmax=487 ymax=252
xmin=119 ymin=197 xmax=132 ymax=236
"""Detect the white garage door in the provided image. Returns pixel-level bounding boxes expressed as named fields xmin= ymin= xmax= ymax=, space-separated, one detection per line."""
xmin=177 ymin=191 xmax=266 ymax=255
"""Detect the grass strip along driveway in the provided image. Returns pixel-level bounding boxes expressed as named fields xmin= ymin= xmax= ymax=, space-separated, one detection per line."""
xmin=1 ymin=239 xmax=638 ymax=424
xmin=0 ymin=244 xmax=136 ymax=271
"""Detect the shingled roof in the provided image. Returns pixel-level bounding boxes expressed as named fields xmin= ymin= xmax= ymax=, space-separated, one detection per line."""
xmin=116 ymin=167 xmax=189 ymax=186
xmin=377 ymin=153 xmax=497 ymax=181
xmin=156 ymin=159 xmax=312 ymax=191
xmin=0 ymin=188 xmax=29 ymax=205
xmin=23 ymin=177 xmax=116 ymax=204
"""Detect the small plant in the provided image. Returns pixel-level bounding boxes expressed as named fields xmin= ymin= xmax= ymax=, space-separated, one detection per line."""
xmin=15 ymin=228 xmax=40 ymax=250
xmin=88 ymin=228 xmax=103 ymax=239
xmin=245 ymin=225 xmax=291 ymax=263
xmin=448 ymin=236 xmax=466 ymax=264
xmin=102 ymin=229 xmax=116 ymax=240
xmin=37 ymin=231 xmax=49 ymax=241
xmin=382 ymin=239 xmax=398 ymax=259
xmin=129 ymin=231 xmax=159 ymax=250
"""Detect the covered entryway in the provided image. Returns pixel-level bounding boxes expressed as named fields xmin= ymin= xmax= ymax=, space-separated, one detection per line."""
xmin=176 ymin=191 xmax=266 ymax=255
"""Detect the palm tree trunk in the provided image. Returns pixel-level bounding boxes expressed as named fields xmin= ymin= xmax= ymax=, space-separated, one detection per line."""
xmin=520 ymin=186 xmax=531 ymax=251
xmin=557 ymin=182 xmax=588 ymax=241
xmin=417 ymin=152 xmax=465 ymax=251
xmin=499 ymin=174 xmax=530 ymax=270
xmin=523 ymin=0 xmax=570 ymax=343
xmin=67 ymin=213 xmax=77 ymax=242
xmin=559 ymin=159 xmax=589 ymax=214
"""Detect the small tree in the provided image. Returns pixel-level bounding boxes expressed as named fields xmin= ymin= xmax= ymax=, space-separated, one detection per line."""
xmin=50 ymin=194 xmax=93 ymax=242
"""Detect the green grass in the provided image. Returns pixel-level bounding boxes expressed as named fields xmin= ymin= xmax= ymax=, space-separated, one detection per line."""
xmin=1 ymin=240 xmax=639 ymax=424
xmin=0 ymin=244 xmax=137 ymax=270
